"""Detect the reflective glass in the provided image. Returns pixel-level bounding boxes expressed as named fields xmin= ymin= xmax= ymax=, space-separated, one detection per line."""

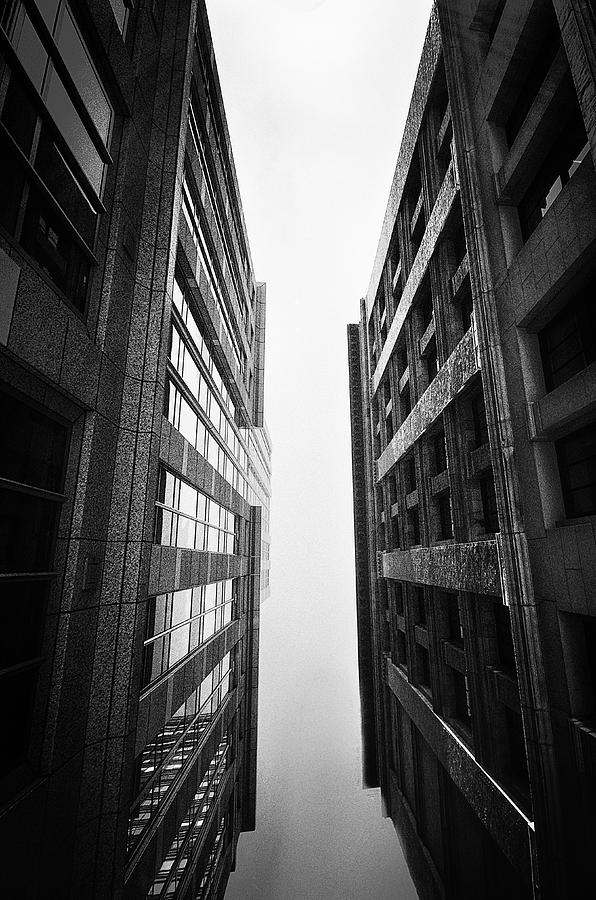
xmin=45 ymin=65 xmax=104 ymax=193
xmin=13 ymin=12 xmax=49 ymax=90
xmin=35 ymin=126 xmax=97 ymax=244
xmin=54 ymin=5 xmax=112 ymax=143
xmin=35 ymin=0 xmax=60 ymax=30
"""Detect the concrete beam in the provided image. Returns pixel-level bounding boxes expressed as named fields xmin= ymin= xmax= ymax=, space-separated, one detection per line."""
xmin=382 ymin=538 xmax=502 ymax=595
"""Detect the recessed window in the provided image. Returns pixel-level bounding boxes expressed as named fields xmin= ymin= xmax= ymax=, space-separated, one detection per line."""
xmin=386 ymin=412 xmax=394 ymax=443
xmin=504 ymin=11 xmax=560 ymax=147
xmin=408 ymin=507 xmax=421 ymax=546
xmin=472 ymin=391 xmax=489 ymax=448
xmin=426 ymin=343 xmax=438 ymax=383
xmin=433 ymin=429 xmax=447 ymax=474
xmin=398 ymin=345 xmax=408 ymax=378
xmin=447 ymin=594 xmax=463 ymax=645
xmin=404 ymin=456 xmax=416 ymax=494
xmin=460 ymin=284 xmax=473 ymax=334
xmin=420 ymin=293 xmax=433 ymax=332
xmin=414 ymin=586 xmax=427 ymax=627
xmin=480 ymin=471 xmax=499 ymax=533
xmin=436 ymin=492 xmax=453 ymax=540
xmin=494 ymin=602 xmax=516 ymax=675
xmin=416 ymin=644 xmax=431 ymax=693
xmin=518 ymin=75 xmax=589 ymax=241
xmin=393 ymin=582 xmax=405 ymax=616
xmin=556 ymin=421 xmax=596 ymax=519
xmin=453 ymin=670 xmax=472 ymax=727
xmin=504 ymin=707 xmax=529 ymax=787
xmin=539 ymin=283 xmax=596 ymax=391
xmin=400 ymin=384 xmax=412 ymax=420
xmin=388 ymin=472 xmax=398 ymax=506
xmin=396 ymin=630 xmax=408 ymax=671
xmin=390 ymin=514 xmax=400 ymax=549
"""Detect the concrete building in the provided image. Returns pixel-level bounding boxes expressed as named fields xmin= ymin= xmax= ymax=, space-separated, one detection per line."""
xmin=348 ymin=1 xmax=596 ymax=897
xmin=0 ymin=1 xmax=270 ymax=898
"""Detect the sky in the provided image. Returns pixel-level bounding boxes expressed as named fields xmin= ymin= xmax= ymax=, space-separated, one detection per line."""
xmin=203 ymin=1 xmax=433 ymax=897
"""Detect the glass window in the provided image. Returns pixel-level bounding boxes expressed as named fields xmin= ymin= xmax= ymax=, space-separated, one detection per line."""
xmin=437 ymin=492 xmax=452 ymax=540
xmin=0 ymin=388 xmax=67 ymax=794
xmin=34 ymin=126 xmax=98 ymax=244
xmin=20 ymin=188 xmax=91 ymax=305
xmin=539 ymin=283 xmax=596 ymax=392
xmin=556 ymin=422 xmax=596 ymax=518
xmin=129 ymin=654 xmax=233 ymax=853
xmin=480 ymin=471 xmax=499 ymax=533
xmin=518 ymin=73 xmax=588 ymax=241
xmin=45 ymin=65 xmax=105 ymax=193
xmin=471 ymin=392 xmax=489 ymax=448
xmin=0 ymin=389 xmax=67 ymax=490
xmin=54 ymin=4 xmax=112 ymax=143
xmin=11 ymin=9 xmax=49 ymax=89
xmin=1 ymin=0 xmax=113 ymax=307
xmin=154 ymin=468 xmax=240 ymax=555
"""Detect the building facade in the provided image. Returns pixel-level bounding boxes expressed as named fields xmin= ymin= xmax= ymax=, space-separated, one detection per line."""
xmin=0 ymin=1 xmax=270 ymax=898
xmin=348 ymin=1 xmax=596 ymax=897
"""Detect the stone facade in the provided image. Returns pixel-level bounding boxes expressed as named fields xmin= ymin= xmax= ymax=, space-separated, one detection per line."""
xmin=0 ymin=1 xmax=270 ymax=898
xmin=349 ymin=1 xmax=596 ymax=897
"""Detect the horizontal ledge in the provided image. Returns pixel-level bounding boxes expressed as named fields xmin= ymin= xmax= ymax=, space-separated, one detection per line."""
xmin=0 ymin=571 xmax=56 ymax=582
xmin=382 ymin=539 xmax=502 ymax=595
xmin=528 ymin=362 xmax=596 ymax=441
xmin=377 ymin=326 xmax=479 ymax=480
xmin=372 ymin=163 xmax=458 ymax=395
xmin=0 ymin=476 xmax=67 ymax=503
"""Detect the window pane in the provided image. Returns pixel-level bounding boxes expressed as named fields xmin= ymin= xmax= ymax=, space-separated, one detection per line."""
xmin=0 ymin=580 xmax=48 ymax=671
xmin=1 ymin=73 xmax=37 ymax=155
xmin=557 ymin=423 xmax=596 ymax=518
xmin=203 ymin=610 xmax=216 ymax=641
xmin=176 ymin=514 xmax=195 ymax=550
xmin=0 ymin=390 xmax=67 ymax=491
xmin=54 ymin=5 xmax=112 ymax=144
xmin=36 ymin=0 xmax=61 ymax=31
xmin=169 ymin=624 xmax=190 ymax=667
xmin=178 ymin=394 xmax=197 ymax=446
xmin=0 ymin=488 xmax=59 ymax=572
xmin=172 ymin=589 xmax=192 ymax=626
xmin=45 ymin=64 xmax=104 ymax=194
xmin=35 ymin=125 xmax=97 ymax=245
xmin=12 ymin=10 xmax=49 ymax=90
xmin=21 ymin=187 xmax=91 ymax=308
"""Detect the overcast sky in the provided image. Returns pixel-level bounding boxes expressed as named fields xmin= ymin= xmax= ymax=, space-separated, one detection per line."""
xmin=203 ymin=1 xmax=433 ymax=897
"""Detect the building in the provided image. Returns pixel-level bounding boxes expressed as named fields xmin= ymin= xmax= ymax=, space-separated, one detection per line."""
xmin=0 ymin=1 xmax=270 ymax=898
xmin=348 ymin=1 xmax=596 ymax=897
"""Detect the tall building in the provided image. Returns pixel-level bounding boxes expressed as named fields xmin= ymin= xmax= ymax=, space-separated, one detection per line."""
xmin=0 ymin=1 xmax=270 ymax=898
xmin=348 ymin=1 xmax=596 ymax=897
